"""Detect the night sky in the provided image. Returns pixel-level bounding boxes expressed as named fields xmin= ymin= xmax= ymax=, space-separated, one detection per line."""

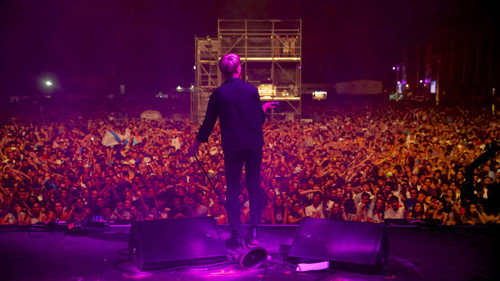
xmin=0 ymin=0 xmax=497 ymax=98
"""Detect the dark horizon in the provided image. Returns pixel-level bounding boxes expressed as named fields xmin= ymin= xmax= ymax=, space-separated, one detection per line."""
xmin=1 ymin=0 xmax=498 ymax=99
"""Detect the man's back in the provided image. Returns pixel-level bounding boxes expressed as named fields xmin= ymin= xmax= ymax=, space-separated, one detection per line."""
xmin=197 ymin=77 xmax=265 ymax=153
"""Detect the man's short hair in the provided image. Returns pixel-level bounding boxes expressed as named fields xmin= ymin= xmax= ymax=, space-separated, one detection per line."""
xmin=313 ymin=191 xmax=322 ymax=199
xmin=219 ymin=53 xmax=240 ymax=78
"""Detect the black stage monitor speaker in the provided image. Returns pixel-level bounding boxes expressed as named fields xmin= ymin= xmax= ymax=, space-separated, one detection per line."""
xmin=288 ymin=218 xmax=388 ymax=272
xmin=129 ymin=217 xmax=228 ymax=271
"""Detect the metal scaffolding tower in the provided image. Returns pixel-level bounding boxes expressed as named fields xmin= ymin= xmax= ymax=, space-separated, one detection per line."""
xmin=192 ymin=36 xmax=221 ymax=124
xmin=193 ymin=19 xmax=302 ymax=124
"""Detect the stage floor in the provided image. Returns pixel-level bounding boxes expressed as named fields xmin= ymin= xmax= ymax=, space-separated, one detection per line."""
xmin=0 ymin=223 xmax=498 ymax=281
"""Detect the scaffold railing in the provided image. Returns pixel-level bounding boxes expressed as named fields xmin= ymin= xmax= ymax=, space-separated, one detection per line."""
xmin=192 ymin=19 xmax=303 ymax=124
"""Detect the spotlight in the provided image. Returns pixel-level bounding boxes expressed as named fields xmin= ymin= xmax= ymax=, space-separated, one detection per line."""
xmin=240 ymin=247 xmax=268 ymax=269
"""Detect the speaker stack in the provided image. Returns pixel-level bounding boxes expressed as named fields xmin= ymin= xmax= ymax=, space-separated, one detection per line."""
xmin=288 ymin=218 xmax=388 ymax=273
xmin=129 ymin=217 xmax=228 ymax=271
xmin=129 ymin=217 xmax=388 ymax=273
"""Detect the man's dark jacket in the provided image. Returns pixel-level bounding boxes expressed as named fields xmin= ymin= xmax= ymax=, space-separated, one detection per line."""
xmin=196 ymin=77 xmax=265 ymax=153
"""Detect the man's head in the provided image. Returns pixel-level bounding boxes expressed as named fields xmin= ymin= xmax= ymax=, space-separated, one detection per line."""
xmin=115 ymin=201 xmax=124 ymax=211
xmin=312 ymin=192 xmax=322 ymax=205
xmin=409 ymin=188 xmax=418 ymax=199
xmin=417 ymin=190 xmax=427 ymax=203
xmin=219 ymin=53 xmax=241 ymax=79
xmin=362 ymin=183 xmax=371 ymax=192
xmin=390 ymin=195 xmax=399 ymax=209
xmin=186 ymin=195 xmax=197 ymax=207
xmin=361 ymin=192 xmax=370 ymax=205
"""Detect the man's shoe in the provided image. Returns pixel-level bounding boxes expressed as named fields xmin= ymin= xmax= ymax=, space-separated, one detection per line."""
xmin=246 ymin=226 xmax=259 ymax=246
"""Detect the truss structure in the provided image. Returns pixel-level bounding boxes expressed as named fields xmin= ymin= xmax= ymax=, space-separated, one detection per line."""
xmin=193 ymin=19 xmax=302 ymax=124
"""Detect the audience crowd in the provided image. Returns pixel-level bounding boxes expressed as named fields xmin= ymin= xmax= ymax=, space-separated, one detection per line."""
xmin=1 ymin=98 xmax=499 ymax=228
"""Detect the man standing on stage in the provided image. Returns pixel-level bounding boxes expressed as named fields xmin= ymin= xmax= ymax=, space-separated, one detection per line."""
xmin=189 ymin=53 xmax=276 ymax=247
